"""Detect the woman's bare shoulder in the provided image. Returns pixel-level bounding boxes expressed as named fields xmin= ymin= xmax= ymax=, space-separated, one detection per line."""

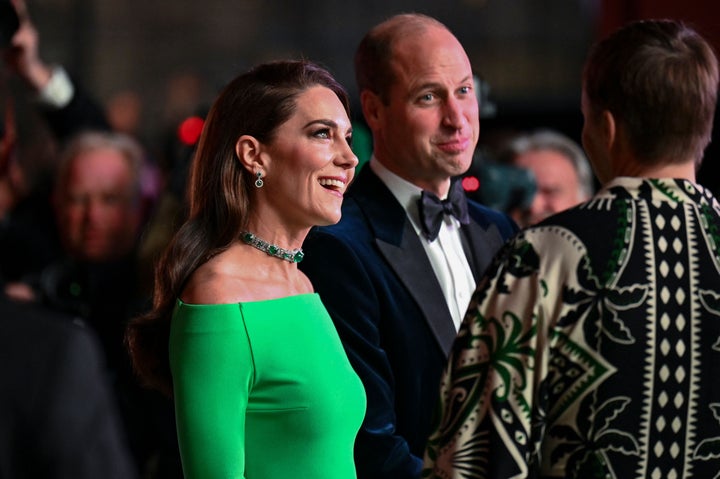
xmin=180 ymin=243 xmax=314 ymax=304
xmin=180 ymin=248 xmax=249 ymax=305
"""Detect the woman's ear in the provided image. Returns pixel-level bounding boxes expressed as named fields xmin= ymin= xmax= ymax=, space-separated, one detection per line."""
xmin=235 ymin=135 xmax=263 ymax=173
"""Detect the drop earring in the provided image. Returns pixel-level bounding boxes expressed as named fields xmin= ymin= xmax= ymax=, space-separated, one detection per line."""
xmin=255 ymin=171 xmax=264 ymax=188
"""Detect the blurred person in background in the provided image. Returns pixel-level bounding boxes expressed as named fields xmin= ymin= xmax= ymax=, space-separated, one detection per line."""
xmin=4 ymin=131 xmax=145 ymax=327
xmin=497 ymin=129 xmax=594 ymax=227
xmin=0 ymin=0 xmax=112 ymax=284
xmin=3 ymin=0 xmax=109 ymax=139
xmin=1 ymin=3 xmax=178 ymax=475
xmin=4 ymin=130 xmax=182 ymax=478
xmin=1 ymin=0 xmax=163 ymax=283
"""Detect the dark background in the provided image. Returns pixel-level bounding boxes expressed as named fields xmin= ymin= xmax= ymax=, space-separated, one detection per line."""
xmin=2 ymin=0 xmax=719 ymax=194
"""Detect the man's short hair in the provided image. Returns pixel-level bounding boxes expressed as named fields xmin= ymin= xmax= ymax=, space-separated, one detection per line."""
xmin=583 ymin=19 xmax=719 ymax=165
xmin=55 ymin=130 xmax=145 ymax=204
xmin=354 ymin=13 xmax=448 ymax=103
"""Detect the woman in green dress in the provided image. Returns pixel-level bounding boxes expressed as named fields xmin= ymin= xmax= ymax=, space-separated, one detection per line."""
xmin=126 ymin=60 xmax=365 ymax=478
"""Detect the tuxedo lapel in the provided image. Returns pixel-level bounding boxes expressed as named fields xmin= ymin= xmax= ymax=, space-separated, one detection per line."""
xmin=461 ymin=215 xmax=504 ymax=282
xmin=351 ymin=166 xmax=457 ymax=356
xmin=375 ymin=223 xmax=457 ymax=356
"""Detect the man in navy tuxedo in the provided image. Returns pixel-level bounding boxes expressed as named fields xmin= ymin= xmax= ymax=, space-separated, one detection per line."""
xmin=300 ymin=13 xmax=517 ymax=479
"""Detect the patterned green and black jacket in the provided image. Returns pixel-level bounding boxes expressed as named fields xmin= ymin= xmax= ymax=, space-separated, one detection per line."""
xmin=424 ymin=177 xmax=720 ymax=479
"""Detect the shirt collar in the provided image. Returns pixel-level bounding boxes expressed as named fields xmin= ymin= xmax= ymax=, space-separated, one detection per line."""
xmin=369 ymin=157 xmax=424 ymax=231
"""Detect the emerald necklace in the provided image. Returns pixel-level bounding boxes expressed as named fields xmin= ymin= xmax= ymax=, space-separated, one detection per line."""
xmin=241 ymin=231 xmax=305 ymax=263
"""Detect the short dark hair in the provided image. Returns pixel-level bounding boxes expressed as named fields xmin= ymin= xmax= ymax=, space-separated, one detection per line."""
xmin=583 ymin=19 xmax=719 ymax=165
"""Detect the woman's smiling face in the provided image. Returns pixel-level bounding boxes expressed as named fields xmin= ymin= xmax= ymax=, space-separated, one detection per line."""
xmin=258 ymin=85 xmax=358 ymax=229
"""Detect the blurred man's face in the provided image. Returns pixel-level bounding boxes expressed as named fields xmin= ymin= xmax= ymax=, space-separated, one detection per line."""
xmin=55 ymin=148 xmax=141 ymax=262
xmin=512 ymin=149 xmax=587 ymax=226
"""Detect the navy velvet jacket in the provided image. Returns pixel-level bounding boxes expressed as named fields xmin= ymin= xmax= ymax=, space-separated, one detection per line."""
xmin=300 ymin=165 xmax=518 ymax=479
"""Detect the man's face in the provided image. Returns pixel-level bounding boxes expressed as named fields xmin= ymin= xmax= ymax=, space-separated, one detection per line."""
xmin=55 ymin=148 xmax=141 ymax=262
xmin=366 ymin=26 xmax=479 ymax=197
xmin=512 ymin=149 xmax=587 ymax=226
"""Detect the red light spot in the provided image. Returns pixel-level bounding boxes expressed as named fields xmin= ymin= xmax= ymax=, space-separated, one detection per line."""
xmin=177 ymin=116 xmax=205 ymax=146
xmin=462 ymin=176 xmax=480 ymax=192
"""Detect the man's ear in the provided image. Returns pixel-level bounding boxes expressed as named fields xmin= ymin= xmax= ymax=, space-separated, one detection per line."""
xmin=235 ymin=135 xmax=263 ymax=173
xmin=602 ymin=110 xmax=616 ymax=152
xmin=360 ymin=90 xmax=383 ymax=130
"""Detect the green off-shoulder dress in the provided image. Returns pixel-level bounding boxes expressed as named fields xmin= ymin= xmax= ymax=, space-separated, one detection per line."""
xmin=169 ymin=293 xmax=366 ymax=479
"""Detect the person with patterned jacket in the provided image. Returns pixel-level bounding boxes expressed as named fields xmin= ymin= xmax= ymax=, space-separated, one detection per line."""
xmin=424 ymin=19 xmax=720 ymax=479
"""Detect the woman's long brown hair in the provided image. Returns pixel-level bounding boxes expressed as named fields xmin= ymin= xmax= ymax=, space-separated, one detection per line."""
xmin=125 ymin=60 xmax=350 ymax=396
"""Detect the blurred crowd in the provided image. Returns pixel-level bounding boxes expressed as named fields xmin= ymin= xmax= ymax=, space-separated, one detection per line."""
xmin=0 ymin=1 xmax=187 ymax=476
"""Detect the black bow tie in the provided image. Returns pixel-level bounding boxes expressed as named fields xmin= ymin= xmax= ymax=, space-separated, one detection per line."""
xmin=417 ymin=180 xmax=470 ymax=242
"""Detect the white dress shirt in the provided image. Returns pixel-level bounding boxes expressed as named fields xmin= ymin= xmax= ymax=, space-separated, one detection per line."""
xmin=370 ymin=158 xmax=476 ymax=331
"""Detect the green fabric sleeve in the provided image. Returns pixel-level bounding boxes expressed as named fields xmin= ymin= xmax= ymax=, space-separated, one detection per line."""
xmin=169 ymin=302 xmax=253 ymax=479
